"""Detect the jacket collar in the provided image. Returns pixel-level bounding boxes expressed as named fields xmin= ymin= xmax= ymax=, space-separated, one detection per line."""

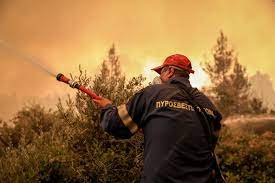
xmin=168 ymin=76 xmax=192 ymax=88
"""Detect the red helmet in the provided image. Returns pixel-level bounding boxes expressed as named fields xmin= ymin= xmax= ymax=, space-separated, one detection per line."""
xmin=151 ymin=54 xmax=194 ymax=74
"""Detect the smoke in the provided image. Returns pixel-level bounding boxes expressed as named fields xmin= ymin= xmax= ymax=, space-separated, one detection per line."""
xmin=0 ymin=0 xmax=274 ymax=120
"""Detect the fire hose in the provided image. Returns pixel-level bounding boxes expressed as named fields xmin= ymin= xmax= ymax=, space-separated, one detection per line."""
xmin=56 ymin=73 xmax=102 ymax=100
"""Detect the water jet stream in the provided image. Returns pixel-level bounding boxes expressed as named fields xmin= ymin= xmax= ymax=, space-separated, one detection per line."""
xmin=0 ymin=40 xmax=56 ymax=77
xmin=0 ymin=40 xmax=101 ymax=99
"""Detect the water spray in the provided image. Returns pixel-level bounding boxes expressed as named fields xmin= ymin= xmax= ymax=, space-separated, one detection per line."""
xmin=0 ymin=40 xmax=102 ymax=100
xmin=0 ymin=40 xmax=56 ymax=77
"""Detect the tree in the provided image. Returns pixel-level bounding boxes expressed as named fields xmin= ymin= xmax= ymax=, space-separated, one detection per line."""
xmin=0 ymin=44 xmax=274 ymax=182
xmin=250 ymin=97 xmax=268 ymax=114
xmin=73 ymin=44 xmax=145 ymax=125
xmin=203 ymin=32 xmax=251 ymax=117
xmin=0 ymin=44 xmax=146 ymax=182
xmin=62 ymin=44 xmax=146 ymax=182
xmin=0 ymin=119 xmax=9 ymax=147
xmin=229 ymin=59 xmax=251 ymax=114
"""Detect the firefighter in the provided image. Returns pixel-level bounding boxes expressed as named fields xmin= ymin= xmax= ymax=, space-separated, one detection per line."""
xmin=93 ymin=54 xmax=223 ymax=183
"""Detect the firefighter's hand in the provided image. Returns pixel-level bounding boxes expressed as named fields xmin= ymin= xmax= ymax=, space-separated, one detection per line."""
xmin=93 ymin=97 xmax=112 ymax=108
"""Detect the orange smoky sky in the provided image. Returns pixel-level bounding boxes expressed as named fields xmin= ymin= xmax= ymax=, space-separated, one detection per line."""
xmin=0 ymin=0 xmax=274 ymax=120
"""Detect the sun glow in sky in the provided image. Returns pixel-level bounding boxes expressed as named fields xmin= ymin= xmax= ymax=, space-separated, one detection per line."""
xmin=142 ymin=58 xmax=159 ymax=83
xmin=189 ymin=60 xmax=210 ymax=89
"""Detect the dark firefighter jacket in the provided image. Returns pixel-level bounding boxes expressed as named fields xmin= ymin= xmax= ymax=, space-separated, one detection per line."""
xmin=99 ymin=77 xmax=222 ymax=183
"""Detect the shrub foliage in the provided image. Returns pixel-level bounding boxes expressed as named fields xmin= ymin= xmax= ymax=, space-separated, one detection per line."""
xmin=0 ymin=45 xmax=274 ymax=182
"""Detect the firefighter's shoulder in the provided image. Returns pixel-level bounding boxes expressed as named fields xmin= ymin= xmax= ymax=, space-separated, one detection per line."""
xmin=144 ymin=83 xmax=170 ymax=94
xmin=131 ymin=84 xmax=163 ymax=96
xmin=128 ymin=84 xmax=171 ymax=104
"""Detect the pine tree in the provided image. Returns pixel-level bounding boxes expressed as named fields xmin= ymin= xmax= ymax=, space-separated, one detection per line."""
xmin=92 ymin=44 xmax=145 ymax=106
xmin=59 ymin=44 xmax=145 ymax=181
xmin=94 ymin=44 xmax=126 ymax=103
xmin=205 ymin=32 xmax=234 ymax=86
xmin=71 ymin=44 xmax=145 ymax=128
xmin=0 ymin=119 xmax=9 ymax=147
xmin=229 ymin=59 xmax=251 ymax=114
xmin=203 ymin=31 xmax=251 ymax=116
xmin=250 ymin=97 xmax=267 ymax=114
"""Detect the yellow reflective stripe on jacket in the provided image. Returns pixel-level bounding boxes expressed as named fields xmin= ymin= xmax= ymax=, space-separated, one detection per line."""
xmin=117 ymin=104 xmax=138 ymax=134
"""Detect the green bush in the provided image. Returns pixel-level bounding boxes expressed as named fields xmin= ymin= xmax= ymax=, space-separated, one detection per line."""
xmin=239 ymin=119 xmax=275 ymax=134
xmin=0 ymin=46 xmax=145 ymax=182
xmin=216 ymin=127 xmax=275 ymax=183
xmin=0 ymin=46 xmax=274 ymax=182
xmin=1 ymin=104 xmax=274 ymax=183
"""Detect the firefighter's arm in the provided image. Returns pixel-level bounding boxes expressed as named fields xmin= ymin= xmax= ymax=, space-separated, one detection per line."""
xmin=93 ymin=90 xmax=146 ymax=139
xmin=99 ymin=104 xmax=133 ymax=139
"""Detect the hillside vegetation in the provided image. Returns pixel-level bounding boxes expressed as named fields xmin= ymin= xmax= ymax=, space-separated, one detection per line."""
xmin=0 ymin=99 xmax=274 ymax=182
xmin=224 ymin=115 xmax=275 ymax=134
xmin=1 ymin=35 xmax=274 ymax=182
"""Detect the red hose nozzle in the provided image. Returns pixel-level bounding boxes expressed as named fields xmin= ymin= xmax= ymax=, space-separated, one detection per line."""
xmin=56 ymin=73 xmax=70 ymax=83
xmin=56 ymin=73 xmax=102 ymax=100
